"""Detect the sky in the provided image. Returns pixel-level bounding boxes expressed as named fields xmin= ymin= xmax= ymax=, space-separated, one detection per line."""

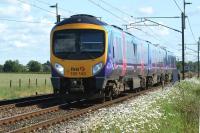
xmin=0 ymin=0 xmax=200 ymax=65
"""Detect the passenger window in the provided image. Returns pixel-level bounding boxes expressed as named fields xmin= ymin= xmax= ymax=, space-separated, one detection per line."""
xmin=113 ymin=46 xmax=115 ymax=58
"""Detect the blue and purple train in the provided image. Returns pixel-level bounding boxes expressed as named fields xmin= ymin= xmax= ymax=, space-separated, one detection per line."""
xmin=50 ymin=14 xmax=177 ymax=99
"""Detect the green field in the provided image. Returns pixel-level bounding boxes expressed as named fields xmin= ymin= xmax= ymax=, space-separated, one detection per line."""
xmin=0 ymin=73 xmax=53 ymax=100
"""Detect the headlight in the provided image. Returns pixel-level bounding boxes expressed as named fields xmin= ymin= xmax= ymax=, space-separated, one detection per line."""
xmin=93 ymin=62 xmax=103 ymax=75
xmin=54 ymin=63 xmax=64 ymax=75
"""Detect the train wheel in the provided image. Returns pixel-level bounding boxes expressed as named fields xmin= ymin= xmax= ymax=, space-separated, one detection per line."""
xmin=101 ymin=89 xmax=106 ymax=103
xmin=146 ymin=77 xmax=153 ymax=88
xmin=160 ymin=74 xmax=165 ymax=84
xmin=165 ymin=74 xmax=169 ymax=83
xmin=140 ymin=78 xmax=146 ymax=90
xmin=104 ymin=85 xmax=111 ymax=101
xmin=108 ymin=89 xmax=113 ymax=101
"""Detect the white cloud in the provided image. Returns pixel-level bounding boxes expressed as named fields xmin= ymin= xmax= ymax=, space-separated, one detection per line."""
xmin=148 ymin=21 xmax=170 ymax=36
xmin=139 ymin=7 xmax=154 ymax=15
xmin=157 ymin=27 xmax=170 ymax=36
xmin=12 ymin=41 xmax=28 ymax=48
xmin=21 ymin=3 xmax=31 ymax=14
xmin=0 ymin=23 xmax=8 ymax=33
xmin=0 ymin=1 xmax=32 ymax=17
xmin=187 ymin=6 xmax=200 ymax=16
xmin=0 ymin=6 xmax=18 ymax=16
xmin=0 ymin=0 xmax=55 ymax=64
xmin=198 ymin=6 xmax=200 ymax=10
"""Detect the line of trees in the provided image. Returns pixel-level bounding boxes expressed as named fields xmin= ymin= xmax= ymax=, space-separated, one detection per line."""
xmin=176 ymin=61 xmax=199 ymax=72
xmin=0 ymin=60 xmax=51 ymax=73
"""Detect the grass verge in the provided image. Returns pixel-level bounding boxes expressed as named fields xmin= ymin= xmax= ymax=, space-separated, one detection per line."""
xmin=155 ymin=79 xmax=200 ymax=133
xmin=82 ymin=79 xmax=200 ymax=133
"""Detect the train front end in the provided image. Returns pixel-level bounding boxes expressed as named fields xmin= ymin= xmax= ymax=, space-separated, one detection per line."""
xmin=50 ymin=15 xmax=108 ymax=96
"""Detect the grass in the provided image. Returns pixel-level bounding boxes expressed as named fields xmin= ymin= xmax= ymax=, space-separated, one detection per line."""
xmin=154 ymin=79 xmax=200 ymax=133
xmin=0 ymin=73 xmax=53 ymax=100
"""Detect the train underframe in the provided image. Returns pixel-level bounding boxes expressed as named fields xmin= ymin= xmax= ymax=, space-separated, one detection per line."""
xmin=51 ymin=72 xmax=173 ymax=101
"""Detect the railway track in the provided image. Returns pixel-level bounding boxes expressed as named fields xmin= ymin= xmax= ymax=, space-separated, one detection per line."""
xmin=0 ymin=99 xmax=86 ymax=126
xmin=0 ymin=96 xmax=62 ymax=121
xmin=0 ymin=94 xmax=54 ymax=106
xmin=0 ymin=84 xmax=164 ymax=133
xmin=0 ymin=94 xmax=57 ymax=111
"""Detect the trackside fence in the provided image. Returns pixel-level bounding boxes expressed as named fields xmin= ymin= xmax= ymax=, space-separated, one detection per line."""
xmin=8 ymin=78 xmax=52 ymax=88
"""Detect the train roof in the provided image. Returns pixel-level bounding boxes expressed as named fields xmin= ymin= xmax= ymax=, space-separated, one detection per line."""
xmin=56 ymin=14 xmax=108 ymax=26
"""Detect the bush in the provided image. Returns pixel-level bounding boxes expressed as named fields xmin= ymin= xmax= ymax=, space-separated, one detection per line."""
xmin=27 ymin=60 xmax=42 ymax=72
xmin=0 ymin=65 xmax=3 ymax=72
xmin=42 ymin=61 xmax=51 ymax=73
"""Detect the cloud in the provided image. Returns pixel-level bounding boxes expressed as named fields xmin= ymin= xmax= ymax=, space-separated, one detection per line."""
xmin=0 ymin=6 xmax=18 ymax=16
xmin=157 ymin=26 xmax=170 ymax=36
xmin=0 ymin=0 xmax=54 ymax=64
xmin=12 ymin=41 xmax=28 ymax=48
xmin=139 ymin=7 xmax=154 ymax=15
xmin=187 ymin=6 xmax=200 ymax=16
xmin=0 ymin=23 xmax=8 ymax=33
xmin=21 ymin=3 xmax=31 ymax=14
xmin=0 ymin=2 xmax=31 ymax=17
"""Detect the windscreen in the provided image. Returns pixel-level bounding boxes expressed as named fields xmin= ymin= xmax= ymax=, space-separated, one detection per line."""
xmin=54 ymin=33 xmax=76 ymax=53
xmin=53 ymin=30 xmax=105 ymax=60
xmin=80 ymin=31 xmax=104 ymax=52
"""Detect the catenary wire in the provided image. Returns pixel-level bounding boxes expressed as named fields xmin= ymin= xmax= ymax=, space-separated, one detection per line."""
xmin=33 ymin=0 xmax=75 ymax=14
xmin=0 ymin=18 xmax=53 ymax=24
xmin=96 ymin=0 xmax=181 ymax=52
xmin=87 ymin=0 xmax=129 ymax=23
xmin=17 ymin=0 xmax=56 ymax=15
xmin=171 ymin=0 xmax=183 ymax=12
xmin=99 ymin=0 xmax=133 ymax=18
xmin=186 ymin=17 xmax=197 ymax=42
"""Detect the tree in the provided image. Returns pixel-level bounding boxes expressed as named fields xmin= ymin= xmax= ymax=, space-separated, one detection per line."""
xmin=0 ymin=65 xmax=3 ymax=72
xmin=27 ymin=60 xmax=42 ymax=72
xmin=176 ymin=61 xmax=182 ymax=72
xmin=3 ymin=60 xmax=24 ymax=72
xmin=42 ymin=61 xmax=51 ymax=73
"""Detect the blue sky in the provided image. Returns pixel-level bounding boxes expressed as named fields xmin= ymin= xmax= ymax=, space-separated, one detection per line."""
xmin=0 ymin=0 xmax=200 ymax=64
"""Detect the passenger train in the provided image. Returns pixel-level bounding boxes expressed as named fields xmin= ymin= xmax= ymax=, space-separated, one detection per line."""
xmin=50 ymin=14 xmax=176 ymax=99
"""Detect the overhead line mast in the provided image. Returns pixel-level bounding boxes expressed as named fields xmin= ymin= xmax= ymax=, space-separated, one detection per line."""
xmin=181 ymin=0 xmax=192 ymax=79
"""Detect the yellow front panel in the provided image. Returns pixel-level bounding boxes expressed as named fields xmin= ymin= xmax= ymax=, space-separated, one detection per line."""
xmin=50 ymin=23 xmax=108 ymax=78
